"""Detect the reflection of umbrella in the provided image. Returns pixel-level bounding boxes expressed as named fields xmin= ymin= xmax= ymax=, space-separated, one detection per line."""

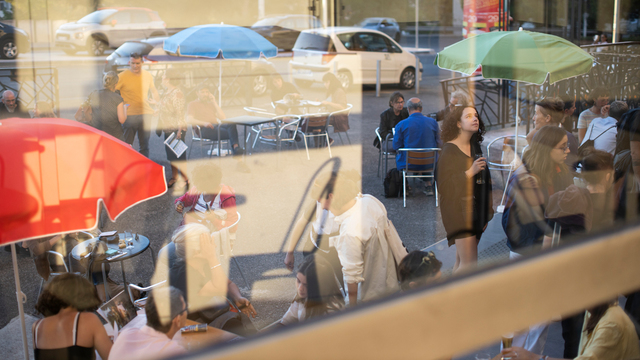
xmin=163 ymin=24 xmax=277 ymax=154
xmin=434 ymin=30 xmax=594 ymax=209
xmin=0 ymin=118 xmax=167 ymax=359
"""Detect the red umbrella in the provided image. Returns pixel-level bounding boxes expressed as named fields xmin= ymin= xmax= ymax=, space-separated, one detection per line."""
xmin=0 ymin=117 xmax=167 ymax=244
xmin=0 ymin=117 xmax=167 ymax=360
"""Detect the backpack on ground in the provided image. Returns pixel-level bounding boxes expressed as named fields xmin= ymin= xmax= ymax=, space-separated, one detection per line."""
xmin=384 ymin=168 xmax=402 ymax=198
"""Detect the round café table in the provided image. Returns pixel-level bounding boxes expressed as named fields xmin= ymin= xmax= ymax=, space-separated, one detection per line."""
xmin=71 ymin=233 xmax=155 ymax=301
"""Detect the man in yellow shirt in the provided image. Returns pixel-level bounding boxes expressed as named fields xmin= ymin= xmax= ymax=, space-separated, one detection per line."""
xmin=116 ymin=53 xmax=160 ymax=157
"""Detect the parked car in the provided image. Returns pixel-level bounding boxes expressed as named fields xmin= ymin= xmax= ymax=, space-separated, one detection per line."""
xmin=357 ymin=18 xmax=401 ymax=42
xmin=55 ymin=7 xmax=167 ymax=56
xmin=251 ymin=15 xmax=321 ymax=51
xmin=105 ymin=38 xmax=277 ymax=96
xmin=290 ymin=27 xmax=421 ymax=89
xmin=0 ymin=22 xmax=29 ymax=59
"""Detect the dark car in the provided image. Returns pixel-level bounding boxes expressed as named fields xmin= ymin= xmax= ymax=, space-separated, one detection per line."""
xmin=0 ymin=22 xmax=30 ymax=59
xmin=251 ymin=15 xmax=321 ymax=52
xmin=105 ymin=38 xmax=277 ymax=96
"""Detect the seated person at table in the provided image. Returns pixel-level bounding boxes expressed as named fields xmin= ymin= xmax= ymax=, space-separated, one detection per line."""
xmin=186 ymin=84 xmax=242 ymax=155
xmin=501 ymin=300 xmax=640 ymax=360
xmin=109 ymin=286 xmax=187 ymax=360
xmin=168 ymin=224 xmax=257 ymax=334
xmin=280 ymin=255 xmax=345 ymax=326
xmin=269 ymin=74 xmax=301 ymax=115
xmin=33 ymin=273 xmax=112 ymax=360
xmin=435 ymin=90 xmax=470 ymax=122
xmin=374 ymin=91 xmax=408 ymax=150
xmin=393 ymin=98 xmax=441 ymax=193
xmin=397 ymin=250 xmax=443 ymax=291
xmin=175 ymin=163 xmax=238 ymax=236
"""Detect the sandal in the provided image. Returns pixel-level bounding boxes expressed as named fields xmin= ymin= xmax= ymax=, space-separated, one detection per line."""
xmin=167 ymin=178 xmax=178 ymax=188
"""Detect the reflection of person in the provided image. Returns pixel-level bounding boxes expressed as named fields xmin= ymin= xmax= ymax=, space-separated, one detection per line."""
xmin=0 ymin=90 xmax=30 ymax=119
xmin=109 ymin=286 xmax=188 ymax=360
xmin=175 ymin=163 xmax=238 ymax=235
xmin=321 ymin=72 xmax=347 ymax=112
xmin=580 ymin=101 xmax=627 ymax=155
xmin=156 ymin=68 xmax=187 ymax=188
xmin=186 ymin=84 xmax=242 ymax=155
xmin=116 ymin=52 xmax=160 ymax=157
xmin=279 ymin=255 xmax=345 ymax=325
xmin=168 ymin=224 xmax=257 ymax=327
xmin=436 ymin=106 xmax=493 ymax=273
xmin=435 ymin=90 xmax=470 ymax=122
xmin=34 ymin=101 xmax=55 ymax=118
xmin=397 ymin=250 xmax=442 ymax=291
xmin=269 ymin=74 xmax=300 ymax=114
xmin=500 ymin=301 xmax=640 ymax=360
xmin=90 ymin=71 xmax=127 ymax=140
xmin=526 ymin=97 xmax=578 ymax=169
xmin=375 ymin=92 xmax=408 ymax=149
xmin=577 ymin=87 xmax=609 ymax=143
xmin=33 ymin=273 xmax=112 ymax=360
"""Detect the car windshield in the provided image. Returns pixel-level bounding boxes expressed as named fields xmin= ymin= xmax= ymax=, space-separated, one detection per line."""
xmin=78 ymin=9 xmax=117 ymax=24
xmin=114 ymin=42 xmax=153 ymax=56
xmin=293 ymin=32 xmax=334 ymax=51
xmin=361 ymin=20 xmax=380 ymax=26
xmin=252 ymin=17 xmax=283 ymax=27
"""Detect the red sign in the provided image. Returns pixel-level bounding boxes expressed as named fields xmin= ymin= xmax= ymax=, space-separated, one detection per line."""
xmin=463 ymin=0 xmax=501 ymax=38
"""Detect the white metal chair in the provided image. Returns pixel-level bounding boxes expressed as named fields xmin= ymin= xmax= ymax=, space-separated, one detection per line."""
xmin=243 ymin=107 xmax=277 ymax=154
xmin=397 ymin=148 xmax=440 ymax=208
xmin=301 ymin=112 xmax=332 ymax=160
xmin=375 ymin=127 xmax=395 ymax=177
xmin=486 ymin=135 xmax=528 ymax=174
xmin=329 ymin=104 xmax=353 ymax=145
xmin=188 ymin=124 xmax=232 ymax=159
xmin=251 ymin=115 xmax=302 ymax=153
xmin=128 ymin=280 xmax=167 ymax=308
xmin=36 ymin=250 xmax=81 ymax=300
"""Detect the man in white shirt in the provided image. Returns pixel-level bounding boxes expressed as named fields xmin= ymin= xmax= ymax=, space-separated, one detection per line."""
xmin=109 ymin=286 xmax=188 ymax=360
xmin=581 ymin=101 xmax=628 ymax=155
xmin=577 ymin=87 xmax=609 ymax=143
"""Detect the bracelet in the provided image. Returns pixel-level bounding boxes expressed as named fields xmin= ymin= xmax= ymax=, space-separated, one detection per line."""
xmin=210 ymin=263 xmax=221 ymax=270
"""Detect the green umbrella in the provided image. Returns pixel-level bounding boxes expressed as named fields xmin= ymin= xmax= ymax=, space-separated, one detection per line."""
xmin=434 ymin=30 xmax=594 ymax=211
xmin=434 ymin=30 xmax=594 ymax=85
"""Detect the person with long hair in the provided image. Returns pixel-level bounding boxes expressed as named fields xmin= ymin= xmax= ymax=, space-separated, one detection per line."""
xmin=526 ymin=97 xmax=578 ymax=169
xmin=321 ymin=72 xmax=347 ymax=112
xmin=397 ymin=250 xmax=443 ymax=291
xmin=33 ymin=273 xmax=112 ymax=360
xmin=280 ymin=255 xmax=345 ymax=325
xmin=89 ymin=71 xmax=127 ymax=140
xmin=501 ymin=300 xmax=640 ymax=360
xmin=436 ymin=105 xmax=493 ymax=273
xmin=156 ymin=68 xmax=187 ymax=188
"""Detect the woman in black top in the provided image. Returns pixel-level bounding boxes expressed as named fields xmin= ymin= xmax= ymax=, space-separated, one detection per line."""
xmin=89 ymin=71 xmax=127 ymax=140
xmin=33 ymin=273 xmax=112 ymax=360
xmin=436 ymin=106 xmax=493 ymax=273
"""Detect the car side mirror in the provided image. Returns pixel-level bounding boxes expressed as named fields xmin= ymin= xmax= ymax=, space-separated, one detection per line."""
xmin=111 ymin=19 xmax=117 ymax=26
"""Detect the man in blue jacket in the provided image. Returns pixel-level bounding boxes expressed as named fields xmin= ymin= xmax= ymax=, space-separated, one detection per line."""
xmin=393 ymin=98 xmax=440 ymax=194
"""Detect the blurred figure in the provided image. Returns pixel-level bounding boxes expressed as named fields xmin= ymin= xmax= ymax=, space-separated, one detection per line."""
xmin=577 ymin=87 xmax=609 ymax=143
xmin=375 ymin=91 xmax=408 ymax=150
xmin=186 ymin=84 xmax=243 ymax=156
xmin=501 ymin=300 xmax=640 ymax=360
xmin=321 ymin=72 xmax=347 ymax=112
xmin=33 ymin=273 xmax=112 ymax=360
xmin=560 ymin=95 xmax=577 ymax=133
xmin=116 ymin=52 xmax=160 ymax=157
xmin=526 ymin=97 xmax=578 ymax=169
xmin=279 ymin=255 xmax=345 ymax=325
xmin=393 ymin=98 xmax=440 ymax=194
xmin=174 ymin=163 xmax=238 ymax=236
xmin=89 ymin=71 xmax=127 ymax=140
xmin=397 ymin=250 xmax=442 ymax=291
xmin=168 ymin=224 xmax=256 ymax=335
xmin=580 ymin=101 xmax=627 ymax=156
xmin=109 ymin=286 xmax=187 ymax=360
xmin=0 ymin=89 xmax=29 ymax=119
xmin=156 ymin=68 xmax=187 ymax=189
xmin=437 ymin=106 xmax=493 ymax=273
xmin=435 ymin=90 xmax=471 ymax=122
xmin=269 ymin=73 xmax=300 ymax=114
xmin=34 ymin=101 xmax=55 ymax=118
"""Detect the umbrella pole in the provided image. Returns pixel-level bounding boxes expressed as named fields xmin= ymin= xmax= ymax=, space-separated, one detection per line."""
xmin=498 ymin=81 xmax=520 ymax=212
xmin=11 ymin=243 xmax=29 ymax=360
xmin=218 ymin=61 xmax=222 ymax=158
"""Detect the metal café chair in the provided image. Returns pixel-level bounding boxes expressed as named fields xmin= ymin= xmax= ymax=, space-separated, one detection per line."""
xmin=301 ymin=111 xmax=332 ymax=160
xmin=397 ymin=148 xmax=440 ymax=208
xmin=243 ymin=107 xmax=276 ymax=154
xmin=250 ymin=115 xmax=302 ymax=153
xmin=128 ymin=280 xmax=167 ymax=309
xmin=375 ymin=127 xmax=395 ymax=177
xmin=188 ymin=124 xmax=232 ymax=159
xmin=36 ymin=250 xmax=82 ymax=300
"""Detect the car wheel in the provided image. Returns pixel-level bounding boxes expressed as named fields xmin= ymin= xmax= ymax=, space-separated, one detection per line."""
xmin=89 ymin=38 xmax=107 ymax=56
xmin=252 ymin=74 xmax=268 ymax=96
xmin=399 ymin=67 xmax=415 ymax=89
xmin=0 ymin=39 xmax=18 ymax=59
xmin=395 ymin=32 xmax=401 ymax=42
xmin=294 ymin=79 xmax=313 ymax=88
xmin=337 ymin=70 xmax=352 ymax=89
xmin=63 ymin=49 xmax=77 ymax=55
